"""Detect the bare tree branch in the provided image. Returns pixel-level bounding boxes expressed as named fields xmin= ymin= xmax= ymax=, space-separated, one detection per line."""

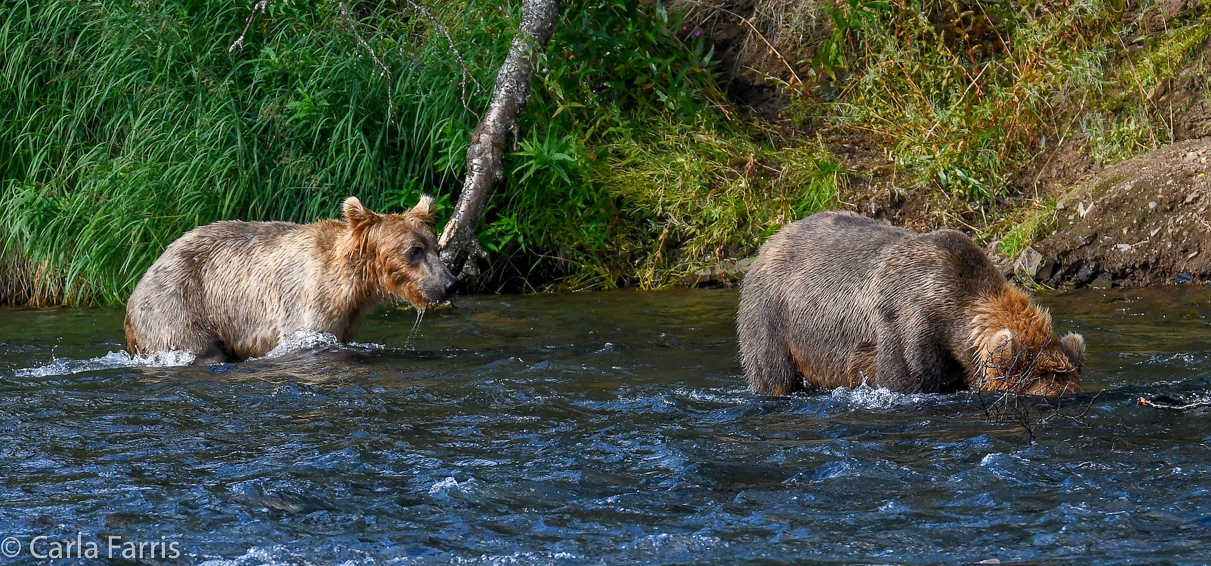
xmin=230 ymin=0 xmax=270 ymax=53
xmin=439 ymin=0 xmax=563 ymax=277
xmin=402 ymin=0 xmax=484 ymax=118
xmin=227 ymin=0 xmax=559 ymax=276
xmin=340 ymin=1 xmax=395 ymax=127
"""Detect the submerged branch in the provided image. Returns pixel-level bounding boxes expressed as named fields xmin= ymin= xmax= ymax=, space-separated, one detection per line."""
xmin=1137 ymin=395 xmax=1211 ymax=411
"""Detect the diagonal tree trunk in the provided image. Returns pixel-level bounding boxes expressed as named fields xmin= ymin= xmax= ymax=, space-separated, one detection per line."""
xmin=438 ymin=0 xmax=562 ymax=277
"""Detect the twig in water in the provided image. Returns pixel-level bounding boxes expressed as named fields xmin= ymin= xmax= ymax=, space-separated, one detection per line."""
xmin=1137 ymin=395 xmax=1211 ymax=411
xmin=973 ymin=339 xmax=1065 ymax=441
xmin=229 ymin=0 xmax=270 ymax=53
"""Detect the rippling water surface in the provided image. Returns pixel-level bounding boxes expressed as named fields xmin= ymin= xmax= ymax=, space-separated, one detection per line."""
xmin=2 ymin=288 xmax=1210 ymax=565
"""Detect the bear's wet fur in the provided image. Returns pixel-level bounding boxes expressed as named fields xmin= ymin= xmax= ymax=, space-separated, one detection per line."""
xmin=737 ymin=211 xmax=1084 ymax=396
xmin=125 ymin=196 xmax=456 ymax=363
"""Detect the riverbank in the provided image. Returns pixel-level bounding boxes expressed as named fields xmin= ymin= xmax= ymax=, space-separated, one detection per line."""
xmin=3 ymin=0 xmax=1210 ymax=305
xmin=684 ymin=136 xmax=1211 ymax=291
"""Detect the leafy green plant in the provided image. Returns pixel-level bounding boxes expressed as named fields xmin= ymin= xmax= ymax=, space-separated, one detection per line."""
xmin=512 ymin=134 xmax=579 ymax=187
xmin=0 ymin=0 xmax=499 ymax=304
xmin=1 ymin=0 xmax=746 ymax=302
xmin=999 ymin=200 xmax=1058 ymax=258
xmin=815 ymin=0 xmax=890 ymax=81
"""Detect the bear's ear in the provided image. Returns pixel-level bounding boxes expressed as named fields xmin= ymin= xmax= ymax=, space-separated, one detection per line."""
xmin=407 ymin=194 xmax=436 ymax=226
xmin=343 ymin=196 xmax=380 ymax=232
xmin=979 ymin=328 xmax=1013 ymax=363
xmin=989 ymin=328 xmax=1013 ymax=352
xmin=976 ymin=328 xmax=1015 ymax=383
xmin=1060 ymin=332 xmax=1086 ymax=367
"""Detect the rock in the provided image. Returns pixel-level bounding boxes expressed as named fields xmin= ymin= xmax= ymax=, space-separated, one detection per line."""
xmin=681 ymin=257 xmax=755 ymax=287
xmin=1013 ymin=246 xmax=1055 ymax=282
xmin=1071 ymin=261 xmax=1099 ymax=285
xmin=104 ymin=512 xmax=136 ymax=528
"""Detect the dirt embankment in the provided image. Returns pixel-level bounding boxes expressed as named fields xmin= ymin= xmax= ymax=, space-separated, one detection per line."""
xmin=678 ymin=0 xmax=1211 ymax=290
xmin=1021 ymin=138 xmax=1211 ymax=288
xmin=685 ymin=138 xmax=1211 ymax=289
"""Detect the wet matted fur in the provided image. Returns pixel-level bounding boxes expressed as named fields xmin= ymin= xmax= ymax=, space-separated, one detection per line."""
xmin=125 ymin=197 xmax=456 ymax=363
xmin=737 ymin=211 xmax=1084 ymax=396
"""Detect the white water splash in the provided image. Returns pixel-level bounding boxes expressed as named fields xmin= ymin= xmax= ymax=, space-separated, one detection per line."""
xmin=14 ymin=349 xmax=196 ymax=378
xmin=625 ymin=532 xmax=727 ymax=555
xmin=196 ymin=546 xmax=294 ymax=566
xmin=428 ymin=476 xmax=464 ymax=495
xmin=826 ymin=383 xmax=940 ymax=411
xmin=10 ymin=329 xmax=388 ymax=378
xmin=253 ymin=329 xmax=385 ymax=360
xmin=256 ymin=329 xmax=343 ymax=359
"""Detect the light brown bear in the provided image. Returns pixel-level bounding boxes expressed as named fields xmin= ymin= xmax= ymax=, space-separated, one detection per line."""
xmin=125 ymin=196 xmax=456 ymax=363
xmin=737 ymin=211 xmax=1084 ymax=396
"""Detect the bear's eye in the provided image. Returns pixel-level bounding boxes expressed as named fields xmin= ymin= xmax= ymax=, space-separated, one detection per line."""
xmin=406 ymin=246 xmax=425 ymax=264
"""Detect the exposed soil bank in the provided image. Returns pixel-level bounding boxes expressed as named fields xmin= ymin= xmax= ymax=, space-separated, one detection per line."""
xmin=687 ymin=138 xmax=1211 ymax=291
xmin=1025 ymin=138 xmax=1211 ymax=288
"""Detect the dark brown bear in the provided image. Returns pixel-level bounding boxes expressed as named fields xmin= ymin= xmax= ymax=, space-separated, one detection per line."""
xmin=125 ymin=196 xmax=455 ymax=363
xmin=737 ymin=212 xmax=1084 ymax=396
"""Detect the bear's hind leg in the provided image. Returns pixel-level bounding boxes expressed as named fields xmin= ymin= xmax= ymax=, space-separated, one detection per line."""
xmin=192 ymin=339 xmax=233 ymax=365
xmin=874 ymin=323 xmax=956 ymax=393
xmin=738 ymin=319 xmax=801 ymax=396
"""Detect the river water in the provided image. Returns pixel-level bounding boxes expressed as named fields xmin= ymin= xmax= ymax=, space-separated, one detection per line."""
xmin=1 ymin=287 xmax=1209 ymax=565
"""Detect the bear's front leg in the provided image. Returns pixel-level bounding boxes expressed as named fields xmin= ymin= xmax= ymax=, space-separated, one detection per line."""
xmin=873 ymin=330 xmax=916 ymax=393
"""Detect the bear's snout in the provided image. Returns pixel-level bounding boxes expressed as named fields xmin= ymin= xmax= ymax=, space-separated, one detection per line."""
xmin=426 ymin=271 xmax=458 ymax=303
xmin=416 ymin=260 xmax=458 ymax=305
xmin=441 ymin=274 xmax=459 ymax=298
xmin=1026 ymin=375 xmax=1082 ymax=397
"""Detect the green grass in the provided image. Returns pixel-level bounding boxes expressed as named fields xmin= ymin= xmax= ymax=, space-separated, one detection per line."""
xmin=1084 ymin=7 xmax=1211 ymax=166
xmin=776 ymin=0 xmax=1210 ymax=252
xmin=5 ymin=0 xmax=1208 ymax=304
xmin=998 ymin=200 xmax=1058 ymax=258
xmin=823 ymin=0 xmax=1117 ymax=204
xmin=588 ymin=122 xmax=841 ymax=289
xmin=1 ymin=0 xmax=503 ymax=304
xmin=1 ymin=0 xmax=763 ymax=304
